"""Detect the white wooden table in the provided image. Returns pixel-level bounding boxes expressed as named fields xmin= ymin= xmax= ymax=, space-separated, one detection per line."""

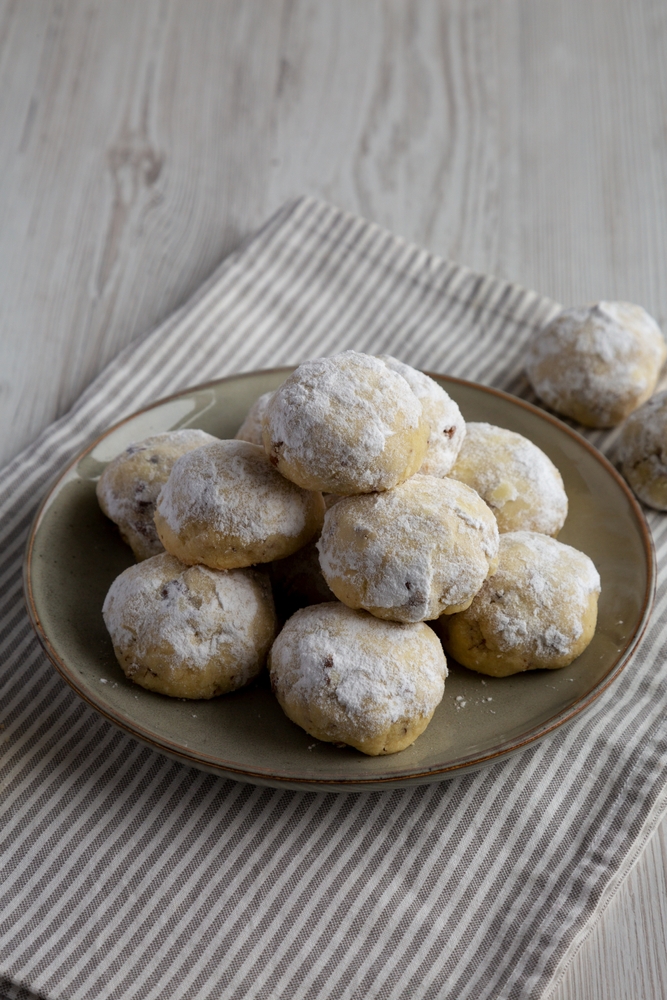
xmin=2 ymin=2 xmax=667 ymax=996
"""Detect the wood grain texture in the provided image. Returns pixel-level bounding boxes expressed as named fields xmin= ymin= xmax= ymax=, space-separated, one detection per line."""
xmin=2 ymin=1 xmax=667 ymax=997
xmin=551 ymin=821 xmax=667 ymax=1000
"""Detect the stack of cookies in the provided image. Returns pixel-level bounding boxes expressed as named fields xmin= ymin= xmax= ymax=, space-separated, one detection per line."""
xmin=99 ymin=350 xmax=601 ymax=756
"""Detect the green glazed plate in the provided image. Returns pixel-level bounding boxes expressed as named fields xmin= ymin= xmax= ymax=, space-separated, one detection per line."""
xmin=24 ymin=370 xmax=655 ymax=792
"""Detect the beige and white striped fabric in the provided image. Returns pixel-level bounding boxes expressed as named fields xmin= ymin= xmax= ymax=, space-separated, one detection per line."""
xmin=3 ymin=197 xmax=667 ymax=1000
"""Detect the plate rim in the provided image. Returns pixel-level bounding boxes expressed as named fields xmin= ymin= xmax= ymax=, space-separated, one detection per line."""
xmin=23 ymin=368 xmax=657 ymax=787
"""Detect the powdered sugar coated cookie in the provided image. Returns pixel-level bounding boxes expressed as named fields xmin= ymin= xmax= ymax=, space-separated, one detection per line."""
xmin=96 ymin=429 xmax=218 ymax=561
xmin=525 ymin=302 xmax=666 ymax=427
xmin=448 ymin=422 xmax=568 ymax=535
xmin=103 ymin=553 xmax=277 ymax=698
xmin=154 ymin=440 xmax=324 ymax=569
xmin=318 ymin=475 xmax=499 ymax=622
xmin=235 ymin=391 xmax=274 ymax=447
xmin=435 ymin=531 xmax=600 ymax=676
xmin=377 ymin=356 xmax=465 ymax=476
xmin=616 ymin=389 xmax=667 ymax=510
xmin=269 ymin=602 xmax=447 ymax=755
xmin=262 ymin=351 xmax=430 ymax=494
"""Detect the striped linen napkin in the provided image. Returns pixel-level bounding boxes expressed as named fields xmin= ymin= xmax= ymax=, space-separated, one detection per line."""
xmin=2 ymin=197 xmax=667 ymax=1000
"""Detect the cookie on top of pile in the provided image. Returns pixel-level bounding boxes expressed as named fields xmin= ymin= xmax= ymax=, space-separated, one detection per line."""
xmin=98 ymin=349 xmax=601 ymax=756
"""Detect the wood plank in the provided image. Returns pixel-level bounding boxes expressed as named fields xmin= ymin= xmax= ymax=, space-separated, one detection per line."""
xmin=552 ymin=820 xmax=667 ymax=999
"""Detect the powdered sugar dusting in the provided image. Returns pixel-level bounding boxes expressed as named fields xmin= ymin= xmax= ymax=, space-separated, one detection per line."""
xmin=617 ymin=390 xmax=667 ymax=462
xmin=103 ymin=553 xmax=270 ymax=675
xmin=269 ymin=603 xmax=447 ymax=739
xmin=263 ymin=351 xmax=426 ymax=492
xmin=526 ymin=302 xmax=667 ymax=426
xmin=448 ymin=423 xmax=568 ymax=536
xmin=474 ymin=531 xmax=600 ymax=658
xmin=235 ymin=391 xmax=274 ymax=446
xmin=156 ymin=440 xmax=315 ymax=544
xmin=616 ymin=390 xmax=667 ymax=509
xmin=318 ymin=475 xmax=499 ymax=621
xmin=378 ymin=355 xmax=466 ymax=476
xmin=96 ymin=429 xmax=218 ymax=560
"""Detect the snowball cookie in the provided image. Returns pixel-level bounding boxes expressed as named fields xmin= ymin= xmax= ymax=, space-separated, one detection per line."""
xmin=616 ymin=390 xmax=667 ymax=509
xmin=262 ymin=351 xmax=430 ymax=494
xmin=269 ymin=538 xmax=335 ymax=621
xmin=378 ymin=355 xmax=466 ymax=476
xmin=269 ymin=602 xmax=447 ymax=755
xmin=435 ymin=531 xmax=601 ymax=677
xmin=448 ymin=423 xmax=568 ymax=536
xmin=235 ymin=391 xmax=274 ymax=447
xmin=96 ymin=429 xmax=217 ymax=561
xmin=525 ymin=302 xmax=667 ymax=427
xmin=318 ymin=475 xmax=499 ymax=623
xmin=102 ymin=553 xmax=277 ymax=698
xmin=154 ymin=440 xmax=325 ymax=569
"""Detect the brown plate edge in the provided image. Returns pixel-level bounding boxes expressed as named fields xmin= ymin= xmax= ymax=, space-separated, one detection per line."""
xmin=22 ymin=368 xmax=657 ymax=789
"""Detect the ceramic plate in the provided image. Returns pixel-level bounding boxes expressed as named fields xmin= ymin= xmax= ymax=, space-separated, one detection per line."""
xmin=24 ymin=370 xmax=655 ymax=792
